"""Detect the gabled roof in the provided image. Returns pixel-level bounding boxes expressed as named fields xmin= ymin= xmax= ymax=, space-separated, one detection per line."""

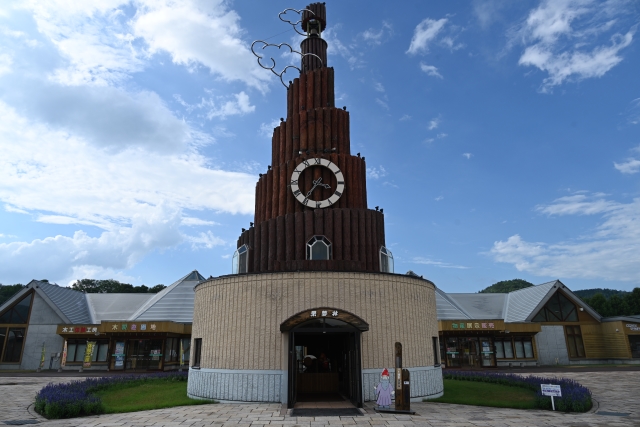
xmin=446 ymin=293 xmax=506 ymax=319
xmin=435 ymin=287 xmax=471 ymax=320
xmin=504 ymin=280 xmax=558 ymax=323
xmin=30 ymin=280 xmax=93 ymax=324
xmin=435 ymin=280 xmax=603 ymax=323
xmin=87 ymin=293 xmax=155 ymax=322
xmin=522 ymin=280 xmax=601 ymax=322
xmin=129 ymin=270 xmax=205 ymax=323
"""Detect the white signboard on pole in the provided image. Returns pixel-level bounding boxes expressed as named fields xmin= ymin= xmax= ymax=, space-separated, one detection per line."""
xmin=541 ymin=384 xmax=562 ymax=410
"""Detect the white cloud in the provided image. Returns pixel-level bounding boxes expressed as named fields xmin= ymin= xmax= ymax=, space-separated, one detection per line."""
xmin=627 ymin=98 xmax=640 ymax=125
xmin=473 ymin=0 xmax=509 ymax=29
xmin=424 ymin=138 xmax=435 ymax=144
xmin=0 ymin=25 xmax=39 ymax=47
xmin=0 ymin=53 xmax=12 ymax=76
xmin=185 ymin=230 xmax=225 ymax=249
xmin=613 ymin=159 xmax=640 ymax=174
xmin=399 ymin=114 xmax=412 ymax=121
xmin=373 ymin=82 xmax=385 ymax=93
xmin=175 ymin=91 xmax=255 ymax=120
xmin=19 ymin=0 xmax=270 ymax=90
xmin=428 ymin=117 xmax=440 ymax=130
xmin=463 ymin=153 xmax=473 ymax=159
xmin=406 ymin=18 xmax=448 ymax=55
xmin=4 ymin=205 xmax=28 ymax=215
xmin=535 ymin=193 xmax=617 ymax=216
xmin=361 ymin=21 xmax=393 ymax=45
xmin=412 ymin=257 xmax=468 ymax=269
xmin=516 ymin=0 xmax=635 ymax=92
xmin=437 ymin=133 xmax=448 ymax=139
xmin=4 ymin=81 xmax=204 ymax=153
xmin=440 ymin=36 xmax=465 ymax=51
xmin=367 ymin=166 xmax=388 ymax=180
xmin=323 ymin=26 xmax=364 ymax=70
xmin=435 ymin=196 xmax=444 ymax=201
xmin=614 ymin=145 xmax=640 ymax=174
xmin=259 ymin=119 xmax=281 ymax=138
xmin=181 ymin=217 xmax=219 ymax=226
xmin=0 ymin=101 xmax=254 ymax=283
xmin=420 ymin=62 xmax=443 ymax=79
xmin=0 ymin=102 xmax=255 ymax=222
xmin=375 ymin=98 xmax=389 ymax=110
xmin=21 ymin=0 xmax=143 ymax=86
xmin=132 ymin=0 xmax=269 ymax=91
xmin=491 ymin=194 xmax=640 ymax=282
xmin=0 ymin=205 xmax=184 ymax=285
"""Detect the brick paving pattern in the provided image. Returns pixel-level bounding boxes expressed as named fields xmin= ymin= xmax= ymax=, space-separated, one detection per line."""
xmin=1 ymin=371 xmax=639 ymax=426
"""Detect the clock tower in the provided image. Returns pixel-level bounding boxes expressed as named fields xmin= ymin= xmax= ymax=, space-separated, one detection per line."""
xmin=234 ymin=4 xmax=388 ymax=274
xmin=189 ymin=3 xmax=442 ymax=409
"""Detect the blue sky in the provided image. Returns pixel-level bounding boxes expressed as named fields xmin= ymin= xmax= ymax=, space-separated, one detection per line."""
xmin=0 ymin=0 xmax=639 ymax=292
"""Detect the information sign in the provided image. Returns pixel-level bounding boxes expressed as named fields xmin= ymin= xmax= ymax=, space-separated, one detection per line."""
xmin=541 ymin=384 xmax=562 ymax=411
xmin=83 ymin=341 xmax=96 ymax=368
xmin=541 ymin=384 xmax=562 ymax=397
xmin=114 ymin=341 xmax=125 ymax=368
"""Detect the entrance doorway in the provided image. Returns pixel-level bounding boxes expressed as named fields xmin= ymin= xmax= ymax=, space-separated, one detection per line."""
xmin=125 ymin=339 xmax=163 ymax=371
xmin=443 ymin=336 xmax=496 ymax=368
xmin=288 ymin=318 xmax=362 ymax=408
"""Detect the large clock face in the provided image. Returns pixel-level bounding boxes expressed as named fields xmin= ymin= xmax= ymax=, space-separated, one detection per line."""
xmin=290 ymin=157 xmax=345 ymax=208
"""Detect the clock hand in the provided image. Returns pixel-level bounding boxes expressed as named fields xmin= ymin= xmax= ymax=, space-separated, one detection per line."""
xmin=306 ymin=179 xmax=321 ymax=197
xmin=306 ymin=177 xmax=332 ymax=197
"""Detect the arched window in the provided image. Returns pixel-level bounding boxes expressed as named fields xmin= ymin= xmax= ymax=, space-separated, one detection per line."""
xmin=307 ymin=236 xmax=332 ymax=260
xmin=379 ymin=246 xmax=394 ymax=273
xmin=232 ymin=244 xmax=249 ymax=274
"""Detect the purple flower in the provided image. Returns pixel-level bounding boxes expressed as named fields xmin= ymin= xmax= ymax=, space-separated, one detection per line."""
xmin=35 ymin=371 xmax=189 ymax=419
xmin=443 ymin=370 xmax=591 ymax=412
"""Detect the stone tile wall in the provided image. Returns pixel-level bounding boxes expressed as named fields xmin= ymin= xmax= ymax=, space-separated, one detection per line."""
xmin=189 ymin=271 xmax=442 ymax=402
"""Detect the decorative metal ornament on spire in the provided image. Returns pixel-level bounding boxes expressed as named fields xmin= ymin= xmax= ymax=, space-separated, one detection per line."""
xmin=278 ymin=8 xmax=314 ymax=36
xmin=251 ymin=7 xmax=325 ymax=88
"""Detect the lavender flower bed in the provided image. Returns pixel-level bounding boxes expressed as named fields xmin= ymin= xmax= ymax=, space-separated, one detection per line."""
xmin=444 ymin=370 xmax=592 ymax=412
xmin=35 ymin=371 xmax=188 ymax=419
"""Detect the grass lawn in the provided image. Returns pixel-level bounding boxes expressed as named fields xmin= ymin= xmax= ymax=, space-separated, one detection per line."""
xmin=427 ymin=379 xmax=536 ymax=409
xmin=94 ymin=381 xmax=213 ymax=414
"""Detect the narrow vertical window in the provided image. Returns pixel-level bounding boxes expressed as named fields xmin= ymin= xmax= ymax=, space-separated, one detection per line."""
xmin=379 ymin=246 xmax=394 ymax=273
xmin=232 ymin=245 xmax=249 ymax=274
xmin=432 ymin=337 xmax=439 ymax=365
xmin=565 ymin=326 xmax=585 ymax=358
xmin=2 ymin=328 xmax=26 ymax=363
xmin=192 ymin=338 xmax=202 ymax=368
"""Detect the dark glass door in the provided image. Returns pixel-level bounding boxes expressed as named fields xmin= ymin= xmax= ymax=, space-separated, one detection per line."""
xmin=288 ymin=332 xmax=297 ymax=408
xmin=126 ymin=339 xmax=163 ymax=371
xmin=348 ymin=331 xmax=362 ymax=408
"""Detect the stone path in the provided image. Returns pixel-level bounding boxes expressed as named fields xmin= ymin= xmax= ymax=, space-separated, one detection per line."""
xmin=0 ymin=372 xmax=638 ymax=426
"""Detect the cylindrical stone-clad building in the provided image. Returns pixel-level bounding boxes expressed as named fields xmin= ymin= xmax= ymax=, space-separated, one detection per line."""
xmin=188 ymin=3 xmax=443 ymax=407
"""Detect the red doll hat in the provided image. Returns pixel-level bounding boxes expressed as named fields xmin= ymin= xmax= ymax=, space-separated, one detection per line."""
xmin=381 ymin=368 xmax=389 ymax=377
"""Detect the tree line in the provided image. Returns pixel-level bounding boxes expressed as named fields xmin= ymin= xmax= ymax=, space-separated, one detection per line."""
xmin=0 ymin=279 xmax=166 ymax=306
xmin=579 ymin=289 xmax=640 ymax=318
xmin=479 ymin=279 xmax=639 ymax=317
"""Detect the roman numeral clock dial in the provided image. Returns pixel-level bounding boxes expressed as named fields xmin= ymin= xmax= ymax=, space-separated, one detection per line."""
xmin=290 ymin=158 xmax=345 ymax=208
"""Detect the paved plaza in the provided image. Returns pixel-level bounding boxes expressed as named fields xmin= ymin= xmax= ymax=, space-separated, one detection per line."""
xmin=1 ymin=371 xmax=639 ymax=427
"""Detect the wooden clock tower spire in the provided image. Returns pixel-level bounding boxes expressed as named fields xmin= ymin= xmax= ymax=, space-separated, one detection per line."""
xmin=235 ymin=2 xmax=390 ymax=274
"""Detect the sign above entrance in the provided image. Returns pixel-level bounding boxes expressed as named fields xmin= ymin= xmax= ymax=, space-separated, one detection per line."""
xmin=59 ymin=326 xmax=98 ymax=334
xmin=280 ymin=307 xmax=369 ymax=331
xmin=110 ymin=323 xmax=157 ymax=331
xmin=56 ymin=321 xmax=191 ymax=336
xmin=440 ymin=320 xmax=505 ymax=332
xmin=310 ymin=310 xmax=338 ymax=317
